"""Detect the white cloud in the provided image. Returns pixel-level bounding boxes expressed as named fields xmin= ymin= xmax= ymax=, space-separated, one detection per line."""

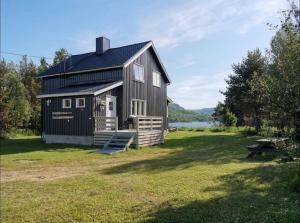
xmin=168 ymin=71 xmax=230 ymax=109
xmin=138 ymin=0 xmax=287 ymax=48
xmin=178 ymin=54 xmax=198 ymax=68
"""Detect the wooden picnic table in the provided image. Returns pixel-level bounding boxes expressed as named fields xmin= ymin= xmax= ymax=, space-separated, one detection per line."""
xmin=255 ymin=137 xmax=289 ymax=147
xmin=247 ymin=137 xmax=291 ymax=158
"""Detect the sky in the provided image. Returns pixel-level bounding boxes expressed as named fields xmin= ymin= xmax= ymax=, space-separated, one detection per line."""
xmin=1 ymin=0 xmax=288 ymax=109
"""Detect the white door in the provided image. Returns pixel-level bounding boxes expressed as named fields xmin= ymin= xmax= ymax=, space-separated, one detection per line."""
xmin=106 ymin=96 xmax=116 ymax=117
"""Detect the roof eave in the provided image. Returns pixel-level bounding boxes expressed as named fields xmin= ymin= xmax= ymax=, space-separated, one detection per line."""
xmin=38 ymin=65 xmax=124 ymax=78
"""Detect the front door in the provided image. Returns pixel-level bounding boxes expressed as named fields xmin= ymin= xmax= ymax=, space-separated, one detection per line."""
xmin=106 ymin=96 xmax=116 ymax=117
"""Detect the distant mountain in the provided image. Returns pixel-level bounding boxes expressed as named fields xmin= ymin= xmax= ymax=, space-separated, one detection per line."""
xmin=169 ymin=103 xmax=185 ymax=111
xmin=168 ymin=103 xmax=213 ymax=122
xmin=192 ymin=108 xmax=215 ymax=115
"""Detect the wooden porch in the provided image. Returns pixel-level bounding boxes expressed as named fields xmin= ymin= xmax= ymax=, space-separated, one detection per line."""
xmin=94 ymin=116 xmax=164 ymax=153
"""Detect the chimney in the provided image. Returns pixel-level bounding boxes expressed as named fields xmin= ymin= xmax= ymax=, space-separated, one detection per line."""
xmin=96 ymin=37 xmax=110 ymax=54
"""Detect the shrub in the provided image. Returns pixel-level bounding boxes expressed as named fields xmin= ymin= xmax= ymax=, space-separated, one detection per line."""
xmin=210 ymin=127 xmax=226 ymax=132
xmin=288 ymin=165 xmax=300 ymax=193
xmin=195 ymin=128 xmax=205 ymax=132
xmin=177 ymin=127 xmax=194 ymax=131
xmin=7 ymin=128 xmax=39 ymax=138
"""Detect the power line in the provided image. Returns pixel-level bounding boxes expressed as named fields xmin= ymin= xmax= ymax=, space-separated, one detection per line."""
xmin=0 ymin=51 xmax=54 ymax=60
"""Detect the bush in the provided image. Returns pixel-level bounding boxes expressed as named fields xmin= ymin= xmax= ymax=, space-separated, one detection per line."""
xmin=178 ymin=127 xmax=194 ymax=131
xmin=195 ymin=128 xmax=205 ymax=132
xmin=288 ymin=166 xmax=300 ymax=193
xmin=7 ymin=128 xmax=39 ymax=138
xmin=210 ymin=127 xmax=226 ymax=132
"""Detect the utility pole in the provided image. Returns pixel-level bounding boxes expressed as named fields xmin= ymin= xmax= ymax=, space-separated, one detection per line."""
xmin=24 ymin=54 xmax=28 ymax=68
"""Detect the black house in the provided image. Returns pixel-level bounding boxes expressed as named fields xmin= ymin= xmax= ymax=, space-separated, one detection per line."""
xmin=37 ymin=37 xmax=171 ymax=150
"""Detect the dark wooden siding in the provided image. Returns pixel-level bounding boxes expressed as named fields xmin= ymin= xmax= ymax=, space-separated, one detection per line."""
xmin=123 ymin=48 xmax=168 ymax=129
xmin=42 ymin=96 xmax=93 ymax=136
xmin=42 ymin=68 xmax=123 ymax=93
xmin=93 ymin=86 xmax=123 ymax=128
xmin=42 ymin=87 xmax=123 ymax=136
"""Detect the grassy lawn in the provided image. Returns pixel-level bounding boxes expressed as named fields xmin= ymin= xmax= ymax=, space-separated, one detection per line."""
xmin=1 ymin=131 xmax=299 ymax=222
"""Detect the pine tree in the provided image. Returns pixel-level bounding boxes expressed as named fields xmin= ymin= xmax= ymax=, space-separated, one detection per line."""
xmin=53 ymin=48 xmax=70 ymax=65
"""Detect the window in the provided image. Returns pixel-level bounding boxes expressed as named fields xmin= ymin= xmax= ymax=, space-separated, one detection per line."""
xmin=133 ymin=63 xmax=144 ymax=82
xmin=76 ymin=98 xmax=85 ymax=108
xmin=109 ymin=101 xmax=113 ymax=111
xmin=62 ymin=99 xmax=71 ymax=108
xmin=131 ymin=99 xmax=146 ymax=116
xmin=153 ymin=70 xmax=161 ymax=87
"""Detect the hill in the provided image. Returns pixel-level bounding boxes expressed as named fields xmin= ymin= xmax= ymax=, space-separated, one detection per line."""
xmin=168 ymin=103 xmax=213 ymax=122
xmin=168 ymin=103 xmax=185 ymax=110
xmin=192 ymin=108 xmax=215 ymax=115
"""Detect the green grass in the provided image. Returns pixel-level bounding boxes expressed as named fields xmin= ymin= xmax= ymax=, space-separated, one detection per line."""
xmin=1 ymin=131 xmax=299 ymax=223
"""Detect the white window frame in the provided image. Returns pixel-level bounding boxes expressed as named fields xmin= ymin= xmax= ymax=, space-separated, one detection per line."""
xmin=76 ymin=98 xmax=85 ymax=108
xmin=62 ymin=98 xmax=71 ymax=109
xmin=153 ymin=70 xmax=161 ymax=87
xmin=133 ymin=63 xmax=145 ymax=83
xmin=131 ymin=99 xmax=147 ymax=116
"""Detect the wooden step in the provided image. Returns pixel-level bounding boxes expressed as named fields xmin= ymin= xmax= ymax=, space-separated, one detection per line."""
xmin=108 ymin=142 xmax=127 ymax=147
xmin=110 ymin=138 xmax=131 ymax=142
xmin=97 ymin=147 xmax=124 ymax=154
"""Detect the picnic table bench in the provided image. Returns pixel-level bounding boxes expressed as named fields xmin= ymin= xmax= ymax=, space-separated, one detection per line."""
xmin=246 ymin=137 xmax=294 ymax=159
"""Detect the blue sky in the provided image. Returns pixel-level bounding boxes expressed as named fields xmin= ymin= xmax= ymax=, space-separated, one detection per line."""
xmin=1 ymin=0 xmax=287 ymax=109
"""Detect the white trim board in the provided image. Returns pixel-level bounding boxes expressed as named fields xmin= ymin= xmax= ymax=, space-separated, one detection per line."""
xmin=37 ymin=81 xmax=123 ymax=98
xmin=123 ymin=42 xmax=171 ymax=84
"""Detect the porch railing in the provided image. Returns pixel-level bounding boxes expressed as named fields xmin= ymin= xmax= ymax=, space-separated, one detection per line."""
xmin=94 ymin=116 xmax=163 ymax=132
xmin=94 ymin=116 xmax=118 ymax=132
xmin=134 ymin=116 xmax=163 ymax=131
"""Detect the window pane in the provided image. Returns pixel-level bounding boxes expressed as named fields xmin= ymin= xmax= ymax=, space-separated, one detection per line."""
xmin=157 ymin=73 xmax=161 ymax=87
xmin=141 ymin=101 xmax=144 ymax=115
xmin=140 ymin=67 xmax=144 ymax=82
xmin=137 ymin=101 xmax=140 ymax=115
xmin=79 ymin=99 xmax=84 ymax=107
xmin=109 ymin=101 xmax=113 ymax=111
xmin=134 ymin=101 xmax=137 ymax=115
xmin=131 ymin=101 xmax=135 ymax=115
xmin=134 ymin=64 xmax=144 ymax=82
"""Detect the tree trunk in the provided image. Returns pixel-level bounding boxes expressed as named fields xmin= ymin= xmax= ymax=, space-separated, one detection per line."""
xmin=254 ymin=112 xmax=261 ymax=133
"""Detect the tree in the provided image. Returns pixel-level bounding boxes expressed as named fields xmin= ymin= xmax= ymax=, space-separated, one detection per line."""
xmin=222 ymin=49 xmax=266 ymax=129
xmin=19 ymin=56 xmax=41 ymax=130
xmin=53 ymin=48 xmax=70 ymax=65
xmin=213 ymin=102 xmax=237 ymax=127
xmin=247 ymin=72 xmax=271 ymax=132
xmin=38 ymin=57 xmax=49 ymax=74
xmin=0 ymin=60 xmax=30 ymax=137
xmin=266 ymin=0 xmax=300 ymax=132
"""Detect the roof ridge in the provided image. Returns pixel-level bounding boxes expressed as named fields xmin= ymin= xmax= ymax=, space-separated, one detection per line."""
xmin=109 ymin=40 xmax=152 ymax=50
xmin=69 ymin=41 xmax=152 ymax=57
xmin=66 ymin=41 xmax=151 ymax=71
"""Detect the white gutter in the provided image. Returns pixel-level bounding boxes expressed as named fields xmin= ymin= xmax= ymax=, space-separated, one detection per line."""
xmin=37 ymin=81 xmax=123 ymax=98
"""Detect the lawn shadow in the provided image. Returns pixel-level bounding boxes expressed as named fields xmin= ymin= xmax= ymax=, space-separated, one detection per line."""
xmin=138 ymin=163 xmax=300 ymax=223
xmin=102 ymin=134 xmax=261 ymax=175
xmin=0 ymin=138 xmax=96 ymax=155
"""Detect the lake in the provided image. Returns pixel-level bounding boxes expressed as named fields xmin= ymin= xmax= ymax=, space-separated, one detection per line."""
xmin=169 ymin=121 xmax=220 ymax=128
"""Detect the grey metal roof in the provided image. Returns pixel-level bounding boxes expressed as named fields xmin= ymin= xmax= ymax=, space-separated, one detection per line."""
xmin=40 ymin=41 xmax=151 ymax=77
xmin=37 ymin=81 xmax=123 ymax=98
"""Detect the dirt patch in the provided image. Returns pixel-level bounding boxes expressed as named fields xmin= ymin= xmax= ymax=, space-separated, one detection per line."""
xmin=1 ymin=165 xmax=92 ymax=182
xmin=14 ymin=159 xmax=42 ymax=164
xmin=1 ymin=151 xmax=170 ymax=183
